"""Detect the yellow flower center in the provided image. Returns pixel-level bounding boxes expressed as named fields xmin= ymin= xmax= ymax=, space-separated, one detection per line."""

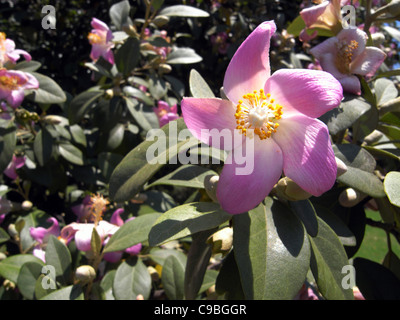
xmin=0 ymin=75 xmax=20 ymax=90
xmin=89 ymin=194 xmax=109 ymax=227
xmin=88 ymin=32 xmax=103 ymax=45
xmin=336 ymin=40 xmax=358 ymax=74
xmin=235 ymin=89 xmax=283 ymax=140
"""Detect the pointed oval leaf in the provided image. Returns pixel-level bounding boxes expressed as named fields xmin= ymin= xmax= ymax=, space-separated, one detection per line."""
xmin=162 ymin=254 xmax=186 ymax=300
xmin=159 ymin=5 xmax=210 ymax=17
xmin=40 ymin=285 xmax=84 ymax=300
xmin=45 ymin=235 xmax=72 ymax=285
xmin=189 ymin=69 xmax=215 ymax=98
xmin=17 ymin=262 xmax=44 ymax=300
xmin=0 ymin=254 xmax=44 ymax=284
xmin=26 ymin=72 xmax=66 ymax=104
xmin=384 ymin=171 xmax=400 ymax=207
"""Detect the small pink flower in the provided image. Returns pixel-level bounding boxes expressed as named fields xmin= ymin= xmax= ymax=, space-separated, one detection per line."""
xmin=310 ymin=27 xmax=386 ymax=95
xmin=154 ymin=100 xmax=180 ymax=127
xmin=300 ymin=0 xmax=342 ymax=37
xmin=0 ymin=32 xmax=31 ymax=66
xmin=88 ymin=18 xmax=115 ymax=64
xmin=29 ymin=218 xmax=61 ymax=262
xmin=3 ymin=154 xmax=25 ymax=180
xmin=103 ymin=208 xmax=142 ymax=263
xmin=0 ymin=68 xmax=39 ymax=108
xmin=71 ymin=195 xmax=93 ymax=222
xmin=181 ymin=21 xmax=343 ymax=214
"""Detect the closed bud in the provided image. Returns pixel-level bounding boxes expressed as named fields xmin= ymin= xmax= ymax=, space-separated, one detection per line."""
xmin=152 ymin=15 xmax=170 ymax=27
xmin=363 ymin=130 xmax=383 ymax=145
xmin=75 ymin=265 xmax=96 ymax=284
xmin=0 ymin=252 xmax=6 ymax=261
xmin=335 ymin=157 xmax=348 ymax=177
xmin=158 ymin=63 xmax=172 ymax=74
xmin=339 ymin=188 xmax=367 ymax=207
xmin=7 ymin=224 xmax=19 ymax=239
xmin=122 ymin=24 xmax=138 ymax=37
xmin=204 ymin=175 xmax=219 ymax=203
xmin=147 ymin=266 xmax=160 ymax=282
xmin=275 ymin=177 xmax=312 ymax=201
xmin=3 ymin=279 xmax=16 ymax=290
xmin=21 ymin=200 xmax=33 ymax=211
xmin=104 ymin=89 xmax=114 ymax=99
xmin=207 ymin=227 xmax=233 ymax=256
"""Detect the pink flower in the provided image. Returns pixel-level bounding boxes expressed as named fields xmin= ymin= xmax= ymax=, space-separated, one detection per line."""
xmin=181 ymin=21 xmax=342 ymax=214
xmin=29 ymin=217 xmax=61 ymax=262
xmin=88 ymin=18 xmax=115 ymax=64
xmin=300 ymin=0 xmax=342 ymax=37
xmin=154 ymin=100 xmax=180 ymax=127
xmin=103 ymin=209 xmax=142 ymax=263
xmin=71 ymin=195 xmax=93 ymax=222
xmin=3 ymin=154 xmax=25 ymax=180
xmin=310 ymin=27 xmax=386 ymax=95
xmin=0 ymin=32 xmax=31 ymax=66
xmin=0 ymin=68 xmax=39 ymax=108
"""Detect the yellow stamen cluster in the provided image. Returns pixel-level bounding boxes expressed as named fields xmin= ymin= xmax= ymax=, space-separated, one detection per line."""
xmin=88 ymin=32 xmax=102 ymax=45
xmin=89 ymin=194 xmax=109 ymax=227
xmin=235 ymin=89 xmax=283 ymax=140
xmin=336 ymin=40 xmax=359 ymax=74
xmin=0 ymin=75 xmax=20 ymax=90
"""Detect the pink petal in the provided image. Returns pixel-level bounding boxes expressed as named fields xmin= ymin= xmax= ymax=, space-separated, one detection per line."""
xmin=181 ymin=97 xmax=241 ymax=151
xmin=74 ymin=224 xmax=95 ymax=251
xmin=338 ymin=75 xmax=361 ymax=95
xmin=125 ymin=243 xmax=142 ymax=255
xmin=350 ymin=46 xmax=386 ymax=77
xmin=29 ymin=217 xmax=60 ymax=244
xmin=216 ymin=137 xmax=283 ymax=214
xmin=110 ymin=208 xmax=125 ymax=226
xmin=103 ymin=251 xmax=123 ymax=263
xmin=300 ymin=1 xmax=330 ymax=28
xmin=273 ymin=115 xmax=337 ymax=196
xmin=337 ymin=28 xmax=367 ymax=57
xmin=264 ymin=69 xmax=343 ymax=118
xmin=223 ymin=21 xmax=276 ymax=104
xmin=91 ymin=18 xmax=110 ymax=32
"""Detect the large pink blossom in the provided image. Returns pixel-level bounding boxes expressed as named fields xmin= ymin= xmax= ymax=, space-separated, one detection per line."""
xmin=0 ymin=68 xmax=39 ymax=108
xmin=88 ymin=18 xmax=115 ymax=65
xmin=310 ymin=27 xmax=386 ymax=95
xmin=181 ymin=21 xmax=343 ymax=215
xmin=0 ymin=32 xmax=31 ymax=66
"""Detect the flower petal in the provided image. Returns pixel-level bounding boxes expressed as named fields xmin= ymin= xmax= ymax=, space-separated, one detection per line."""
xmin=216 ymin=137 xmax=283 ymax=214
xmin=223 ymin=21 xmax=276 ymax=104
xmin=273 ymin=115 xmax=337 ymax=196
xmin=264 ymin=69 xmax=343 ymax=118
xmin=338 ymin=75 xmax=361 ymax=95
xmin=74 ymin=224 xmax=95 ymax=251
xmin=350 ymin=46 xmax=386 ymax=77
xmin=181 ymin=97 xmax=242 ymax=151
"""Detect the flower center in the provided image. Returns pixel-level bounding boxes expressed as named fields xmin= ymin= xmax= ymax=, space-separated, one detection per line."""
xmin=0 ymin=75 xmax=20 ymax=90
xmin=336 ymin=40 xmax=358 ymax=74
xmin=89 ymin=194 xmax=109 ymax=227
xmin=235 ymin=89 xmax=283 ymax=140
xmin=88 ymin=32 xmax=103 ymax=45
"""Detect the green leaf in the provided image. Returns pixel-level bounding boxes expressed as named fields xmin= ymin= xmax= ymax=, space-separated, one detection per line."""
xmin=13 ymin=60 xmax=42 ymax=72
xmin=189 ymin=69 xmax=215 ymax=98
xmin=109 ymin=0 xmax=131 ymax=29
xmin=68 ymin=90 xmax=103 ymax=124
xmin=91 ymin=227 xmax=102 ymax=256
xmin=33 ymin=127 xmax=53 ymax=166
xmin=148 ymin=202 xmax=231 ymax=246
xmin=0 ymin=254 xmax=44 ymax=284
xmin=26 ymin=72 xmax=66 ymax=104
xmin=100 ymin=270 xmax=116 ymax=300
xmin=109 ymin=118 xmax=199 ymax=202
xmin=44 ymin=235 xmax=72 ymax=285
xmin=40 ymin=285 xmax=84 ymax=300
xmin=58 ymin=142 xmax=84 ymax=166
xmin=383 ymin=25 xmax=400 ymax=42
xmin=309 ymin=217 xmax=354 ymax=300
xmin=146 ymin=164 xmax=217 ymax=189
xmin=113 ymin=256 xmax=151 ymax=300
xmin=162 ymin=254 xmax=186 ymax=300
xmin=123 ymin=86 xmax=153 ymax=106
xmin=184 ymin=230 xmax=213 ymax=299
xmin=354 ymin=257 xmax=400 ymax=300
xmin=0 ymin=227 xmax=10 ymax=244
xmin=166 ymin=48 xmax=202 ymax=64
xmin=374 ymin=78 xmax=398 ymax=106
xmin=0 ymin=120 xmax=16 ymax=173
xmin=158 ymin=5 xmax=210 ymax=17
xmin=215 ymin=251 xmax=245 ymax=299
xmin=115 ymin=37 xmax=140 ymax=75
xmin=233 ymin=198 xmax=311 ymax=300
xmin=289 ymin=199 xmax=318 ymax=237
xmin=333 ymin=144 xmax=385 ymax=198
xmin=34 ymin=274 xmax=57 ymax=299
xmin=17 ymin=262 xmax=45 ymax=300
xmin=103 ymin=212 xmax=161 ymax=253
xmin=320 ymin=95 xmax=371 ymax=135
xmin=286 ymin=15 xmax=306 ymax=37
xmin=384 ymin=171 xmax=400 ymax=207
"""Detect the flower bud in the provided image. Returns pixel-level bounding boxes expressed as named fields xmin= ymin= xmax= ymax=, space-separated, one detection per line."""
xmin=122 ymin=24 xmax=138 ymax=37
xmin=363 ymin=130 xmax=383 ymax=145
xmin=3 ymin=279 xmax=16 ymax=290
xmin=0 ymin=252 xmax=7 ymax=261
xmin=275 ymin=177 xmax=312 ymax=201
xmin=42 ymin=115 xmax=63 ymax=125
xmin=204 ymin=175 xmax=219 ymax=203
xmin=158 ymin=63 xmax=172 ymax=74
xmin=147 ymin=266 xmax=160 ymax=282
xmin=21 ymin=200 xmax=33 ymax=211
xmin=7 ymin=224 xmax=19 ymax=239
xmin=206 ymin=227 xmax=233 ymax=256
xmin=104 ymin=89 xmax=114 ymax=100
xmin=339 ymin=188 xmax=367 ymax=207
xmin=75 ymin=265 xmax=96 ymax=284
xmin=152 ymin=15 xmax=170 ymax=27
xmin=335 ymin=157 xmax=348 ymax=177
